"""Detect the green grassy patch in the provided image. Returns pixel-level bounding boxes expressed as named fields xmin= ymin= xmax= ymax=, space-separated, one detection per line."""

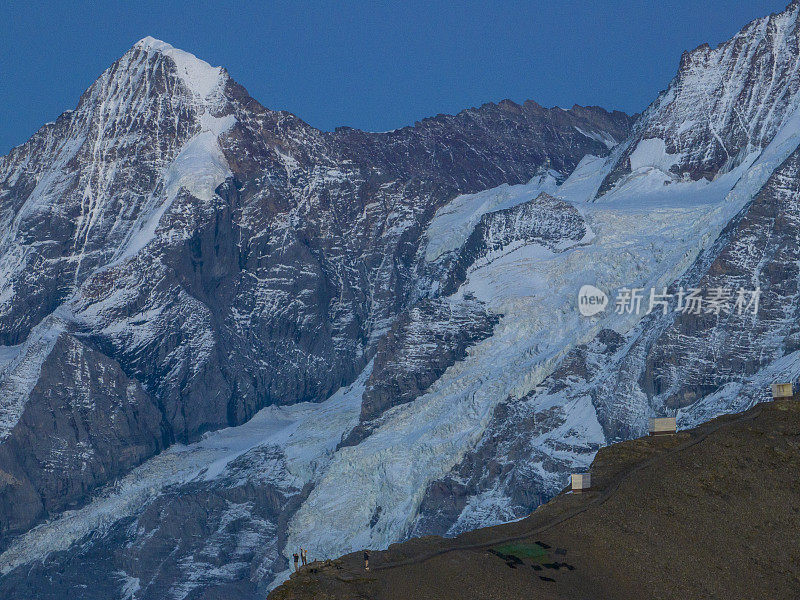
xmin=492 ymin=542 xmax=548 ymax=561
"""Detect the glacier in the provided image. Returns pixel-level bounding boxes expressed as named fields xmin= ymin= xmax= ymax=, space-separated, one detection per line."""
xmin=3 ymin=4 xmax=800 ymax=597
xmin=4 ymin=86 xmax=800 ymax=593
xmin=280 ymin=103 xmax=797 ymax=570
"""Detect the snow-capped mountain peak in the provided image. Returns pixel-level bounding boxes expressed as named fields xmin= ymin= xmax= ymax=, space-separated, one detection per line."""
xmin=132 ymin=36 xmax=228 ymax=101
xmin=2 ymin=5 xmax=799 ymax=599
xmin=598 ymin=0 xmax=800 ymax=196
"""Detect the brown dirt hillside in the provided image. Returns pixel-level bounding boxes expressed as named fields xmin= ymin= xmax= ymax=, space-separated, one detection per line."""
xmin=270 ymin=399 xmax=800 ymax=600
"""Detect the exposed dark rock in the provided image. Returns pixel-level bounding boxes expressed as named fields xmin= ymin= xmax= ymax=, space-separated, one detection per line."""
xmin=642 ymin=144 xmax=800 ymax=407
xmin=437 ymin=192 xmax=589 ymax=295
xmin=0 ymin=333 xmax=164 ymax=543
xmin=0 ymin=444 xmax=308 ymax=600
xmin=342 ymin=298 xmax=500 ymax=447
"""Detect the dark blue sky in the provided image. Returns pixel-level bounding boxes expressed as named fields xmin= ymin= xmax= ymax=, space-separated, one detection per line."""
xmin=0 ymin=0 xmax=789 ymax=154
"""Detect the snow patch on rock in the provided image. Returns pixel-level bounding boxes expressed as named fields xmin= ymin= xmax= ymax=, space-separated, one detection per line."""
xmin=114 ymin=115 xmax=234 ymax=262
xmin=574 ymin=126 xmax=618 ymax=149
xmin=629 ymin=137 xmax=682 ymax=173
xmin=0 ymin=316 xmax=65 ymax=441
xmin=424 ymin=170 xmax=561 ymax=262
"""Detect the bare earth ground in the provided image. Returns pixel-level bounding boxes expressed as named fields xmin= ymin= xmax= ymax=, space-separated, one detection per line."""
xmin=270 ymin=399 xmax=800 ymax=600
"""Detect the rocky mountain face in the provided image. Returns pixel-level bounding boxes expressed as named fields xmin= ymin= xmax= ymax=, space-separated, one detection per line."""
xmin=1 ymin=448 xmax=301 ymax=600
xmin=2 ymin=2 xmax=800 ymax=598
xmin=428 ymin=192 xmax=591 ymax=296
xmin=599 ymin=0 xmax=800 ymax=194
xmin=0 ymin=34 xmax=632 ymax=597
xmin=410 ymin=329 xmax=621 ymax=537
xmin=639 ymin=145 xmax=800 ymax=409
xmin=0 ymin=333 xmax=165 ymax=537
xmin=342 ymin=298 xmax=500 ymax=447
xmin=405 ymin=1 xmax=800 ymax=538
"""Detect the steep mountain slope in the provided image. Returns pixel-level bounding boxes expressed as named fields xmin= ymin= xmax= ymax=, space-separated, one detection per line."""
xmin=0 ymin=373 xmax=368 ymax=600
xmin=397 ymin=0 xmax=800 ymax=539
xmin=599 ymin=0 xmax=800 ymax=194
xmin=3 ymin=2 xmax=800 ymax=598
xmin=0 ymin=39 xmax=630 ymax=544
xmin=0 ymin=35 xmax=632 ymax=598
xmin=271 ymin=398 xmax=800 ymax=600
xmin=284 ymin=133 xmax=769 ymax=562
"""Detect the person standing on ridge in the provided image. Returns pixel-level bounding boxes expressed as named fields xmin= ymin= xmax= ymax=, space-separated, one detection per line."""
xmin=364 ymin=550 xmax=370 ymax=571
xmin=301 ymin=548 xmax=307 ymax=566
xmin=293 ymin=552 xmax=300 ymax=572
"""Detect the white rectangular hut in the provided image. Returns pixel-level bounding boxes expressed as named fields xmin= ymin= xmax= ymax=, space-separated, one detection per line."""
xmin=571 ymin=473 xmax=591 ymax=493
xmin=648 ymin=417 xmax=677 ymax=436
xmin=772 ymin=382 xmax=793 ymax=399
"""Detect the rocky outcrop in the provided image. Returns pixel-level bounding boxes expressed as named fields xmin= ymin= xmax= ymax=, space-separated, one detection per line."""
xmin=0 ymin=334 xmax=164 ymax=542
xmin=342 ymin=298 xmax=500 ymax=446
xmin=436 ymin=192 xmax=590 ymax=295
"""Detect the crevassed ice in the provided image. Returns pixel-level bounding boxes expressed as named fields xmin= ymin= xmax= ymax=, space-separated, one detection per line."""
xmin=280 ymin=96 xmax=800 ymax=581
